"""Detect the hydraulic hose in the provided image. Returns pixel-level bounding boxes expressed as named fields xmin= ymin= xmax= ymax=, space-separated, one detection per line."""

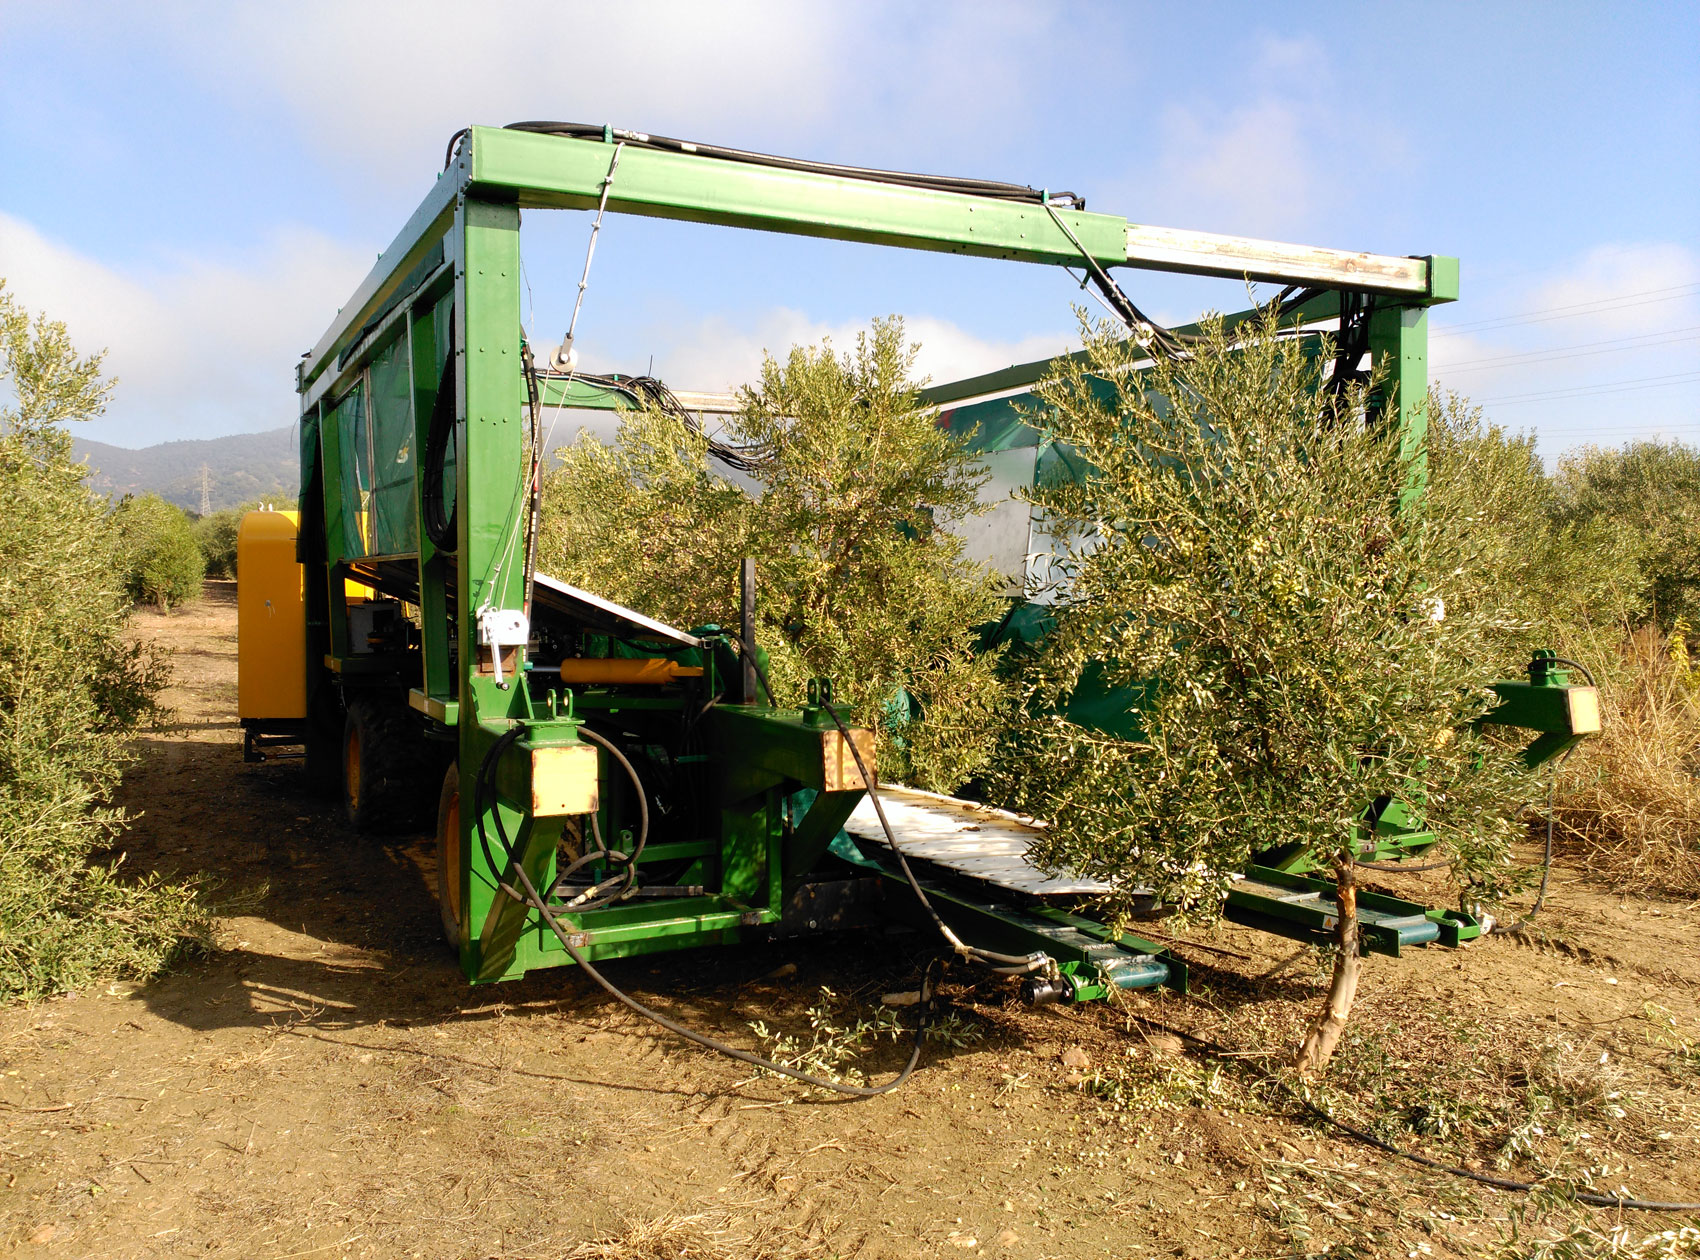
xmin=550 ymin=725 xmax=651 ymax=911
xmin=471 ymin=723 xmax=651 ymax=913
xmin=508 ymin=858 xmax=937 ymax=1098
xmin=739 ymin=643 xmax=1048 ymax=975
xmin=1496 ymin=655 xmax=1597 ymax=934
xmin=422 ymin=339 xmax=458 ymax=552
xmin=498 ymin=121 xmax=1080 ymax=207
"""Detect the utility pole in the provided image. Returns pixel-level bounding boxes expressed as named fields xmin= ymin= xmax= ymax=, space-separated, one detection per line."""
xmin=199 ymin=464 xmax=211 ymax=516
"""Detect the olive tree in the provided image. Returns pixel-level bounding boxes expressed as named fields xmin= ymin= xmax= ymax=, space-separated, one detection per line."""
xmin=1425 ymin=391 xmax=1646 ymax=649
xmin=0 ymin=281 xmax=208 ymax=1000
xmin=996 ymin=312 xmax=1532 ymax=1074
xmin=539 ymin=317 xmax=1010 ymax=791
xmin=113 ymin=493 xmax=205 ymax=612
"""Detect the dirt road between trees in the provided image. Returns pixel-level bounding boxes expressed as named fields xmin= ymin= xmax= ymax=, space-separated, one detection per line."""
xmin=3 ymin=587 xmax=1697 ymax=1258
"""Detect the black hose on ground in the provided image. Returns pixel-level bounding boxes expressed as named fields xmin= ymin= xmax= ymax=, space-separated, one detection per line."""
xmin=508 ymin=859 xmax=939 ymax=1098
xmin=472 ymin=715 xmax=939 ymax=1097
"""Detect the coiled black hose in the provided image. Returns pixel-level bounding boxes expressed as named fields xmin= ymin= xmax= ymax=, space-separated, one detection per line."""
xmin=422 ymin=341 xmax=458 ymax=552
xmin=473 ymin=719 xmax=938 ymax=1097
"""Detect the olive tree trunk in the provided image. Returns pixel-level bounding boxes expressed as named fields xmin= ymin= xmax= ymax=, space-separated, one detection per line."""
xmin=1293 ymin=860 xmax=1360 ymax=1076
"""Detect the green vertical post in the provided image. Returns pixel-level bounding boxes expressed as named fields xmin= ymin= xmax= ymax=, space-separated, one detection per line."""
xmin=720 ymin=793 xmax=772 ymax=906
xmin=454 ymin=194 xmax=541 ymax=978
xmin=316 ymin=397 xmax=352 ymax=660
xmin=1368 ymin=302 xmax=1431 ymax=504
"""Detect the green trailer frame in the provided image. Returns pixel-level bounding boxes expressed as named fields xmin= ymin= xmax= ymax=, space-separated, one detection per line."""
xmin=294 ymin=123 xmax=1517 ymax=989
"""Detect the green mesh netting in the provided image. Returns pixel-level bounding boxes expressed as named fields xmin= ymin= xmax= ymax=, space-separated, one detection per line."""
xmin=334 ymin=379 xmax=370 ymax=558
xmin=367 ymin=335 xmax=416 ymax=556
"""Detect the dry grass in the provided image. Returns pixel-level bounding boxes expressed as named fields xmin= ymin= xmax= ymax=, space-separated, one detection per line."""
xmin=559 ymin=1212 xmax=829 ymax=1260
xmin=1552 ymin=627 xmax=1700 ymax=898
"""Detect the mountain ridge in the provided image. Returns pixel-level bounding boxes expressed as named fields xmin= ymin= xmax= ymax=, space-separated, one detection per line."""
xmin=73 ymin=426 xmax=297 ymax=514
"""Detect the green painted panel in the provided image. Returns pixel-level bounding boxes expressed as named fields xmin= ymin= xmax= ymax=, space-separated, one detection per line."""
xmin=409 ymin=295 xmax=453 ymax=705
xmin=1426 ymin=255 xmax=1460 ymax=303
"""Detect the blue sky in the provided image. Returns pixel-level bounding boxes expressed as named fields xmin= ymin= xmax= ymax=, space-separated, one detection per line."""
xmin=1 ymin=1 xmax=1695 ymax=458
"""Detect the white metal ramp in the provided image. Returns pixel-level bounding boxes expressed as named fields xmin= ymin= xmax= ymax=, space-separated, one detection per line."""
xmin=844 ymin=785 xmax=1114 ymax=897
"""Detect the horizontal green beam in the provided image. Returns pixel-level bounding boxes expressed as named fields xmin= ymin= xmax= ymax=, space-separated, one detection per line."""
xmin=708 ymin=705 xmax=859 ymax=801
xmin=299 ymin=129 xmax=1451 ymax=409
xmin=468 ymin=126 xmax=1129 ymax=268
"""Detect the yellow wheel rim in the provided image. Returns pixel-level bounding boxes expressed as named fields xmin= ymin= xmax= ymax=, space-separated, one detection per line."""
xmin=346 ymin=726 xmax=362 ymax=810
xmin=442 ymin=790 xmax=461 ymax=926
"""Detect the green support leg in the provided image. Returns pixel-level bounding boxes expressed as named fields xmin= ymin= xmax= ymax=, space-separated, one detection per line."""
xmin=1368 ymin=301 xmax=1430 ymax=505
xmin=454 ymin=194 xmax=541 ymax=981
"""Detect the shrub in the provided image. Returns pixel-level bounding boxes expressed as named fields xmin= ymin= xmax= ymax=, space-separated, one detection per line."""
xmin=1426 ymin=405 xmax=1700 ymax=900
xmin=1555 ymin=440 xmax=1700 ymax=631
xmin=0 ymin=280 xmax=211 ymax=1001
xmin=994 ymin=311 xmax=1534 ymax=1071
xmin=114 ymin=492 xmax=205 ymax=611
xmin=1549 ymin=626 xmax=1700 ymax=898
xmin=1425 ymin=393 xmax=1646 ymax=651
xmin=539 ymin=317 xmax=1010 ymax=791
xmin=194 ymin=507 xmax=244 ymax=579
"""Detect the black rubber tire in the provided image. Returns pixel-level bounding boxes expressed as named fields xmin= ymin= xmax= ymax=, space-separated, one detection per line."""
xmin=435 ymin=763 xmax=463 ymax=952
xmin=341 ymin=696 xmax=431 ymax=835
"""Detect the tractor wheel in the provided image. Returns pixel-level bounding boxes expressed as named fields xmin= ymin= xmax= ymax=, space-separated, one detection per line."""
xmin=435 ymin=763 xmax=463 ymax=952
xmin=303 ymin=683 xmax=345 ymax=798
xmin=341 ymin=697 xmax=429 ymax=834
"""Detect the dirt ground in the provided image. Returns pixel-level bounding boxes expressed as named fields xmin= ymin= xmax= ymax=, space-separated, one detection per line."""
xmin=2 ymin=586 xmax=1697 ymax=1259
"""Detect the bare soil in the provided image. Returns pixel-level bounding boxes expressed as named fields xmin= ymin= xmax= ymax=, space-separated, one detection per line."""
xmin=3 ymin=586 xmax=1696 ymax=1258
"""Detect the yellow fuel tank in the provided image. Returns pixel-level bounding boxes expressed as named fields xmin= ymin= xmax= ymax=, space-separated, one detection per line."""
xmin=237 ymin=510 xmax=307 ymax=721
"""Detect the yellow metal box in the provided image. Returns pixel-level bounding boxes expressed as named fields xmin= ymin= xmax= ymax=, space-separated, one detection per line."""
xmin=531 ymin=743 xmax=600 ymax=817
xmin=237 ymin=510 xmax=307 ymax=721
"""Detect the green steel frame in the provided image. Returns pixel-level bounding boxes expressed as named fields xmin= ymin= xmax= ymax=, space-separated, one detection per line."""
xmin=296 ymin=124 xmax=1487 ymax=989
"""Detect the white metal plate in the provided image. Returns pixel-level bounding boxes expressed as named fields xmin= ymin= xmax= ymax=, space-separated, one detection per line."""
xmin=845 ymin=784 xmax=1114 ymax=896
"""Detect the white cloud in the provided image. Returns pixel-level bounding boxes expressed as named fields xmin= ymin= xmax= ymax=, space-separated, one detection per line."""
xmin=1153 ymin=100 xmax=1318 ymax=237
xmin=0 ymin=211 xmax=370 ymax=444
xmin=625 ymin=308 xmax=1073 ymax=395
xmin=138 ymin=1 xmax=1076 ymax=196
xmin=1128 ymin=33 xmax=1365 ymax=241
xmin=1429 ymin=242 xmax=1700 ymax=455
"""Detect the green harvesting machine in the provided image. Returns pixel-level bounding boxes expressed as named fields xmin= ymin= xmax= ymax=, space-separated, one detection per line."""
xmin=237 ymin=122 xmax=1599 ymax=1012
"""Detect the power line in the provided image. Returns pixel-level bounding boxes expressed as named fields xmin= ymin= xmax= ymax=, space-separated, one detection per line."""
xmin=1434 ymin=325 xmax=1700 ymax=372
xmin=1431 ymin=281 xmax=1700 ymax=337
xmin=1475 ymin=370 xmax=1700 ymax=406
xmin=1532 ymin=420 xmax=1700 ymax=436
